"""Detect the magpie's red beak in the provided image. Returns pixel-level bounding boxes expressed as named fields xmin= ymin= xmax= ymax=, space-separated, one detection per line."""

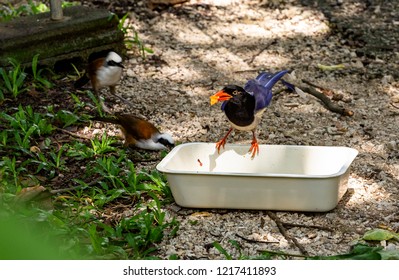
xmin=210 ymin=90 xmax=232 ymax=105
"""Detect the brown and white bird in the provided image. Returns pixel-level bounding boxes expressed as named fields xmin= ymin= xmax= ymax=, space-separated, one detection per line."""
xmin=74 ymin=51 xmax=124 ymax=98
xmin=93 ymin=113 xmax=175 ymax=150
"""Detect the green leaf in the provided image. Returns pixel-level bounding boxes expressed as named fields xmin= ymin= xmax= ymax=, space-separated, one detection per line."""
xmin=308 ymin=244 xmax=382 ymax=260
xmin=363 ymin=228 xmax=399 ymax=241
xmin=378 ymin=250 xmax=399 ymax=260
xmin=32 ymin=54 xmax=39 ymax=79
xmin=56 ymin=110 xmax=80 ymax=128
xmin=88 ymin=224 xmax=103 ymax=254
xmin=213 ymin=241 xmax=232 ymax=260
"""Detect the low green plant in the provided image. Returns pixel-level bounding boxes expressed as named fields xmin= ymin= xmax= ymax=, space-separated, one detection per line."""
xmin=89 ymin=223 xmax=130 ymax=259
xmin=0 ymin=105 xmax=54 ymax=137
xmin=0 ymin=130 xmax=8 ymax=148
xmin=0 ymin=0 xmax=49 ymax=21
xmin=118 ymin=201 xmax=179 ymax=259
xmin=30 ymin=146 xmax=67 ymax=179
xmin=0 ymin=59 xmax=27 ymax=98
xmin=0 ymin=156 xmax=26 ymax=193
xmin=12 ymin=125 xmax=38 ymax=151
xmin=0 ymin=88 xmax=4 ymax=102
xmin=87 ymin=91 xmax=106 ymax=117
xmin=307 ymin=244 xmax=386 ymax=260
xmin=0 ymin=107 xmax=51 ymax=154
xmin=31 ymin=54 xmax=53 ymax=90
xmin=139 ymin=170 xmax=174 ymax=201
xmin=70 ymin=92 xmax=86 ymax=110
xmin=66 ymin=141 xmax=95 ymax=160
xmin=116 ymin=13 xmax=154 ymax=58
xmin=0 ymin=27 xmax=180 ymax=260
xmin=55 ymin=110 xmax=80 ymax=128
xmin=91 ymin=132 xmax=117 ymax=156
xmin=49 ymin=145 xmax=67 ymax=170
xmin=62 ymin=1 xmax=80 ymax=9
xmin=93 ymin=155 xmax=125 ymax=190
xmin=0 ymin=1 xmax=77 ymax=22
xmin=213 ymin=240 xmax=272 ymax=260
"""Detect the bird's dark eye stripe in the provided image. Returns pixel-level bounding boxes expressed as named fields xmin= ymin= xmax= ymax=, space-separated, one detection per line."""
xmin=107 ymin=61 xmax=123 ymax=67
xmin=157 ymin=137 xmax=174 ymax=147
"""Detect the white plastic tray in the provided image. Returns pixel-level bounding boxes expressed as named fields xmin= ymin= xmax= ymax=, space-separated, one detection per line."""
xmin=156 ymin=143 xmax=358 ymax=211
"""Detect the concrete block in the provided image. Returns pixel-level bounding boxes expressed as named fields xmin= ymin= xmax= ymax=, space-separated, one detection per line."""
xmin=0 ymin=6 xmax=125 ymax=67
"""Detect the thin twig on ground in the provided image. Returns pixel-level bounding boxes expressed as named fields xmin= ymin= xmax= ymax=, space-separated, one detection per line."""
xmin=298 ymin=84 xmax=354 ymax=116
xmin=302 ymin=79 xmax=334 ymax=96
xmin=245 ymin=39 xmax=277 ymax=65
xmin=266 ymin=211 xmax=309 ymax=256
xmin=282 ymin=222 xmax=334 ymax=232
xmin=235 ymin=233 xmax=279 ymax=244
xmin=391 ymin=102 xmax=399 ymax=109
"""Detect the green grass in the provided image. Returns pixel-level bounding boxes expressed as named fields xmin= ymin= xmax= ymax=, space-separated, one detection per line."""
xmin=0 ymin=55 xmax=54 ymax=102
xmin=116 ymin=13 xmax=154 ymax=58
xmin=0 ymin=58 xmax=27 ymax=99
xmin=0 ymin=1 xmax=80 ymax=22
xmin=0 ymin=54 xmax=178 ymax=260
xmin=0 ymin=0 xmax=49 ymax=22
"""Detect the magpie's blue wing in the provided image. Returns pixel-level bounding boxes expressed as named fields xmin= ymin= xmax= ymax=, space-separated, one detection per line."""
xmin=281 ymin=79 xmax=295 ymax=92
xmin=244 ymin=70 xmax=288 ymax=111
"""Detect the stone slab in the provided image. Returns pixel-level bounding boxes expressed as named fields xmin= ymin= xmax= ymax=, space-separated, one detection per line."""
xmin=0 ymin=6 xmax=125 ymax=67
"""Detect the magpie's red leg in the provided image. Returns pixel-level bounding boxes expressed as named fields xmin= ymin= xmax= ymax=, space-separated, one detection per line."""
xmin=249 ymin=130 xmax=259 ymax=158
xmin=216 ymin=128 xmax=233 ymax=154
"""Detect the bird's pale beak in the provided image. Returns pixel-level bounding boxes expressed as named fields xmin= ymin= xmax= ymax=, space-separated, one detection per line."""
xmin=210 ymin=90 xmax=232 ymax=105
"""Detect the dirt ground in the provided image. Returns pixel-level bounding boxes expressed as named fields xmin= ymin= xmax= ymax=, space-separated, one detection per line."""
xmin=86 ymin=0 xmax=399 ymax=259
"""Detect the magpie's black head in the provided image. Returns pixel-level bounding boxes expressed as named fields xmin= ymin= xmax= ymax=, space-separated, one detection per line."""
xmin=210 ymin=85 xmax=246 ymax=105
xmin=211 ymin=85 xmax=256 ymax=127
xmin=223 ymin=91 xmax=255 ymax=127
xmin=220 ymin=85 xmax=246 ymax=96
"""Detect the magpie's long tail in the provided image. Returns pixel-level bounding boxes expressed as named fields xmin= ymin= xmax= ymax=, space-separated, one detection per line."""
xmin=90 ymin=115 xmax=121 ymax=125
xmin=256 ymin=70 xmax=288 ymax=89
xmin=74 ymin=74 xmax=90 ymax=89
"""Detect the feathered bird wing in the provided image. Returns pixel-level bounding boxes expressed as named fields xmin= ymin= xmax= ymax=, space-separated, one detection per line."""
xmin=116 ymin=114 xmax=160 ymax=142
xmin=244 ymin=70 xmax=288 ymax=112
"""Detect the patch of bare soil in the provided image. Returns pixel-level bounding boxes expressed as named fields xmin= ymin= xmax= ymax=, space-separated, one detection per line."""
xmin=90 ymin=0 xmax=399 ymax=258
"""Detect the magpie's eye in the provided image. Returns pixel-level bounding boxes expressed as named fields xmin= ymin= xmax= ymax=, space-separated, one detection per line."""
xmin=232 ymin=90 xmax=240 ymax=96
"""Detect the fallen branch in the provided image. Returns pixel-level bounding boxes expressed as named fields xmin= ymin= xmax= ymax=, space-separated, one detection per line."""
xmin=266 ymin=211 xmax=309 ymax=256
xmin=298 ymin=83 xmax=354 ymax=117
xmin=246 ymin=39 xmax=277 ymax=65
xmin=391 ymin=102 xmax=399 ymax=110
xmin=302 ymin=79 xmax=334 ymax=96
xmin=282 ymin=222 xmax=334 ymax=232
